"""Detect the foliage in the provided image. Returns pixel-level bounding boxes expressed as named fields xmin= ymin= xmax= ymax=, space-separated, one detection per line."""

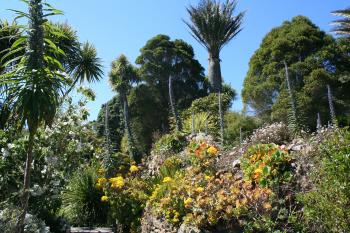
xmin=242 ymin=16 xmax=350 ymax=128
xmin=0 ymin=94 xmax=104 ymax=231
xmin=0 ymin=204 xmax=49 ymax=233
xmin=331 ymin=8 xmax=350 ymax=37
xmin=152 ymin=132 xmax=188 ymax=156
xmin=182 ymin=112 xmax=216 ymax=135
xmin=148 ymin=139 xmax=274 ymax=228
xmin=298 ymin=129 xmax=350 ymax=232
xmin=96 ymin=96 xmax=124 ymax=152
xmin=61 ymin=166 xmax=108 ymax=227
xmin=109 ymin=54 xmax=139 ymax=160
xmin=224 ymin=112 xmax=261 ymax=146
xmin=97 ymin=164 xmax=152 ymax=232
xmin=241 ymin=144 xmax=292 ymax=188
xmin=183 ymin=85 xmax=236 ymax=136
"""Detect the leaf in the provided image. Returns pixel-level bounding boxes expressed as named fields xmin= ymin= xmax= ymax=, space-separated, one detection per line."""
xmin=11 ymin=37 xmax=26 ymax=49
xmin=263 ymin=166 xmax=271 ymax=175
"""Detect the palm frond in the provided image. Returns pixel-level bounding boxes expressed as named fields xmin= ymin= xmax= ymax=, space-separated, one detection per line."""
xmin=331 ymin=7 xmax=350 ymax=36
xmin=184 ymin=0 xmax=244 ymax=56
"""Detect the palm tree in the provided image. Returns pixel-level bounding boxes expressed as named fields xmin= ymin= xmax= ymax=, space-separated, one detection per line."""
xmin=43 ymin=22 xmax=103 ymax=98
xmin=331 ymin=8 xmax=350 ymax=37
xmin=64 ymin=42 xmax=104 ymax=96
xmin=184 ymin=0 xmax=244 ymax=145
xmin=109 ymin=55 xmax=138 ymax=161
xmin=0 ymin=1 xmax=70 ymax=232
xmin=184 ymin=0 xmax=244 ymax=92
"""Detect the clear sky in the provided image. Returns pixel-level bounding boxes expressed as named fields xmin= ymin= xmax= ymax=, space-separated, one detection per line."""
xmin=1 ymin=0 xmax=347 ymax=120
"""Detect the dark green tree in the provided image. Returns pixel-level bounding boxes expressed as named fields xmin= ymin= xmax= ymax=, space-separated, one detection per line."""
xmin=96 ymin=96 xmax=124 ymax=152
xmin=136 ymin=34 xmax=208 ymax=131
xmin=242 ymin=16 xmax=350 ymax=129
xmin=109 ymin=54 xmax=139 ymax=161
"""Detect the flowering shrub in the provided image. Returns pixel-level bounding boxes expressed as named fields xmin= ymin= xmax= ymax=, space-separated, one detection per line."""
xmin=241 ymin=144 xmax=292 ymax=188
xmin=96 ymin=163 xmax=152 ymax=232
xmin=147 ymin=140 xmax=273 ymax=228
xmin=187 ymin=140 xmax=219 ymax=168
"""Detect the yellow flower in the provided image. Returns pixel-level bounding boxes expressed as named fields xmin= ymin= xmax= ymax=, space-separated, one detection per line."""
xmin=95 ymin=183 xmax=103 ymax=190
xmin=195 ymin=187 xmax=204 ymax=193
xmin=163 ymin=177 xmax=173 ymax=183
xmin=97 ymin=177 xmax=107 ymax=184
xmin=97 ymin=168 xmax=105 ymax=175
xmin=207 ymin=146 xmax=218 ymax=155
xmin=263 ymin=202 xmax=272 ymax=210
xmin=204 ymin=175 xmax=212 ymax=181
xmin=101 ymin=195 xmax=108 ymax=202
xmin=129 ymin=165 xmax=139 ymax=173
xmin=109 ymin=176 xmax=124 ymax=189
xmin=184 ymin=198 xmax=193 ymax=208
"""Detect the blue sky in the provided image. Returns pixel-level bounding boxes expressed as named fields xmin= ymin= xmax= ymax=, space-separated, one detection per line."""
xmin=1 ymin=0 xmax=347 ymax=120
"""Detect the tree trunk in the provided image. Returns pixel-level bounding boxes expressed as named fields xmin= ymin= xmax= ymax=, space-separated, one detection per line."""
xmin=122 ymin=94 xmax=136 ymax=160
xmin=168 ymin=75 xmax=182 ymax=132
xmin=16 ymin=131 xmax=35 ymax=233
xmin=208 ymin=55 xmax=222 ymax=93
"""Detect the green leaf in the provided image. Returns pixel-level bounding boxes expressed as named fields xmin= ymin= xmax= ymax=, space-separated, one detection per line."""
xmin=262 ymin=166 xmax=271 ymax=175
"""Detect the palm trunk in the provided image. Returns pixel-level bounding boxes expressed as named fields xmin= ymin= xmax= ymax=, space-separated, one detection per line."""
xmin=122 ymin=93 xmax=136 ymax=160
xmin=16 ymin=131 xmax=35 ymax=233
xmin=168 ymin=75 xmax=182 ymax=131
xmin=208 ymin=55 xmax=222 ymax=93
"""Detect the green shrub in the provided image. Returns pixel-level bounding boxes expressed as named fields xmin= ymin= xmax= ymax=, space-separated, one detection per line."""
xmin=152 ymin=132 xmax=188 ymax=156
xmin=182 ymin=112 xmax=216 ymax=135
xmin=0 ymin=204 xmax=48 ymax=233
xmin=60 ymin=166 xmax=108 ymax=227
xmin=224 ymin=112 xmax=261 ymax=146
xmin=298 ymin=129 xmax=350 ymax=232
xmin=241 ymin=144 xmax=292 ymax=188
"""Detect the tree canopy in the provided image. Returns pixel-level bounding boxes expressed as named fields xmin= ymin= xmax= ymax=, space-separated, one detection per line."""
xmin=242 ymin=16 xmax=350 ymax=128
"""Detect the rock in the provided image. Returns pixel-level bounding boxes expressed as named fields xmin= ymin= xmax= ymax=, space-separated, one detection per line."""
xmin=178 ymin=224 xmax=201 ymax=233
xmin=232 ymin=159 xmax=240 ymax=168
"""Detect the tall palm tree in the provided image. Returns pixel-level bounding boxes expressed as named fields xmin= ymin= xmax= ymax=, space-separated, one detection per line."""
xmin=331 ymin=8 xmax=350 ymax=37
xmin=109 ymin=55 xmax=138 ymax=161
xmin=0 ymin=1 xmax=70 ymax=232
xmin=184 ymin=0 xmax=244 ymax=92
xmin=185 ymin=0 xmax=244 ymax=145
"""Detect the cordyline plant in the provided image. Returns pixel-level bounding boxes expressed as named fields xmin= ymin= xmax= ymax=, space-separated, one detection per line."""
xmin=184 ymin=0 xmax=244 ymax=144
xmin=109 ymin=54 xmax=139 ymax=161
xmin=0 ymin=0 xmax=69 ymax=232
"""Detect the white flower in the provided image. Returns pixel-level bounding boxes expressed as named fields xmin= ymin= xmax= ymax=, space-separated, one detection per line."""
xmin=1 ymin=148 xmax=10 ymax=158
xmin=7 ymin=143 xmax=15 ymax=149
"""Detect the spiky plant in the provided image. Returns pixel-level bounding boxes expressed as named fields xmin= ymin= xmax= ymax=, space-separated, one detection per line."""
xmin=327 ymin=84 xmax=337 ymax=126
xmin=0 ymin=1 xmax=70 ymax=232
xmin=284 ymin=61 xmax=302 ymax=135
xmin=331 ymin=8 xmax=350 ymax=37
xmin=61 ymin=166 xmax=108 ymax=227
